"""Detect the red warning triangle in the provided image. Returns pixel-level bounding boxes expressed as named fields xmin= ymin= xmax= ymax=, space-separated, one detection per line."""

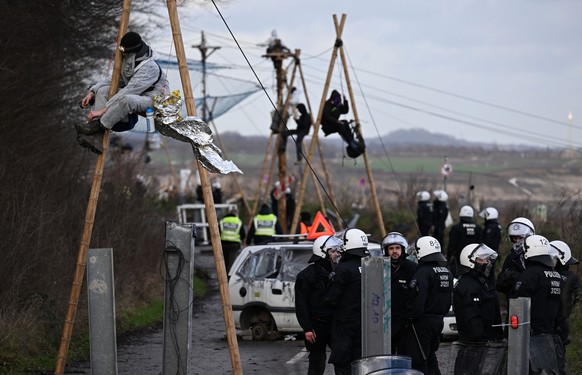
xmin=306 ymin=211 xmax=335 ymax=240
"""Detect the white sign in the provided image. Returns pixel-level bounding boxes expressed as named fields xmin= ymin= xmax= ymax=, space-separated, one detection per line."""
xmin=441 ymin=163 xmax=453 ymax=177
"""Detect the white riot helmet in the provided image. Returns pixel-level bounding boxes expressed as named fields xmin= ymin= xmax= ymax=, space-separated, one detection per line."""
xmin=310 ymin=235 xmax=343 ymax=262
xmin=459 ymin=243 xmax=498 ymax=277
xmin=381 ymin=232 xmax=408 ymax=259
xmin=408 ymin=236 xmax=446 ymax=263
xmin=550 ymin=240 xmax=580 ymax=266
xmin=479 ymin=207 xmax=498 ymax=220
xmin=506 ymin=217 xmax=535 ymax=241
xmin=523 ymin=234 xmax=553 ymax=267
xmin=341 ymin=228 xmax=370 ymax=257
xmin=416 ymin=191 xmax=430 ymax=202
xmin=433 ymin=190 xmax=448 ymax=202
xmin=459 ymin=205 xmax=474 ymax=218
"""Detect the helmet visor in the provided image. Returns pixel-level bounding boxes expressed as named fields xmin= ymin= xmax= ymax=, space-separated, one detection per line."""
xmin=470 ymin=244 xmax=498 ymax=263
xmin=323 ymin=236 xmax=343 ymax=253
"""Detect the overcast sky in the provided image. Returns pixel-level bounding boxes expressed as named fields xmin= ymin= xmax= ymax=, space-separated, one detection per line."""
xmin=144 ymin=0 xmax=582 ymax=148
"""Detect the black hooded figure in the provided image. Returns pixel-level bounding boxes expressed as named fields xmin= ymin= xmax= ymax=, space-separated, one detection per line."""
xmin=279 ymin=103 xmax=312 ymax=162
xmin=321 ymin=90 xmax=355 ymax=147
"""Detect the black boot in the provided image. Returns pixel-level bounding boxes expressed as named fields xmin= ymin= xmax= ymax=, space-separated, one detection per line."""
xmin=75 ymin=119 xmax=104 ymax=135
xmin=77 ymin=130 xmax=104 ymax=154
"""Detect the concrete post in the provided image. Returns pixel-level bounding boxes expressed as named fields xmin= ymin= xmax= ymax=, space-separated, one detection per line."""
xmin=87 ymin=248 xmax=118 ymax=375
xmin=162 ymin=222 xmax=196 ymax=375
xmin=507 ymin=297 xmax=531 ymax=375
xmin=361 ymin=257 xmax=391 ymax=356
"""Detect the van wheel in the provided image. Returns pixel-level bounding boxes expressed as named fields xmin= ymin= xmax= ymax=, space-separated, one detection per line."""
xmin=251 ymin=322 xmax=269 ymax=341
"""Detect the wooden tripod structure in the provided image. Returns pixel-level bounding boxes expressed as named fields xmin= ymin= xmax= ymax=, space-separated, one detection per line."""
xmin=55 ymin=1 xmax=243 ymax=374
xmin=248 ymin=48 xmax=338 ymax=232
xmin=290 ymin=14 xmax=386 ymax=237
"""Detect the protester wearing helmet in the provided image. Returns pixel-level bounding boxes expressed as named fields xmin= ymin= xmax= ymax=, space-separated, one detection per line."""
xmin=295 ymin=235 xmax=343 ymax=375
xmin=403 ymin=236 xmax=453 ymax=374
xmin=550 ymin=240 xmax=580 ymax=348
xmin=453 ymin=244 xmax=503 ymax=343
xmin=416 ymin=191 xmax=434 ymax=236
xmin=324 ymin=228 xmax=370 ymax=375
xmin=432 ymin=190 xmax=449 ymax=247
xmin=382 ymin=232 xmax=417 ymax=355
xmin=496 ymin=217 xmax=535 ymax=297
xmin=510 ymin=235 xmax=564 ymax=373
xmin=447 ymin=205 xmax=483 ymax=277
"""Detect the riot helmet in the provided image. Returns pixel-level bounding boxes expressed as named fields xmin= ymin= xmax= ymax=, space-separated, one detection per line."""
xmin=506 ymin=217 xmax=535 ymax=243
xmin=433 ymin=190 xmax=448 ymax=202
xmin=523 ymin=234 xmax=553 ymax=267
xmin=459 ymin=205 xmax=474 ymax=218
xmin=417 ymin=191 xmax=430 ymax=202
xmin=550 ymin=240 xmax=579 ymax=266
xmin=408 ymin=236 xmax=446 ymax=263
xmin=459 ymin=243 xmax=498 ymax=277
xmin=381 ymin=232 xmax=408 ymax=263
xmin=341 ymin=228 xmax=370 ymax=257
xmin=479 ymin=207 xmax=498 ymax=220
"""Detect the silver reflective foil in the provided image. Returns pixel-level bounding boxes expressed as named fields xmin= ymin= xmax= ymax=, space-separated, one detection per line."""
xmin=153 ymin=91 xmax=242 ymax=175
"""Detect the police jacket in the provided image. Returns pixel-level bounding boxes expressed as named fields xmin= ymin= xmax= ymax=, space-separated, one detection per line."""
xmin=557 ymin=266 xmax=580 ymax=319
xmin=391 ymin=259 xmax=418 ymax=333
xmin=324 ymin=253 xmax=362 ymax=323
xmin=496 ymin=249 xmax=526 ymax=295
xmin=482 ymin=219 xmax=502 ymax=252
xmin=433 ymin=200 xmax=448 ymax=229
xmin=405 ymin=261 xmax=453 ymax=320
xmin=219 ymin=214 xmax=245 ymax=243
xmin=510 ymin=261 xmax=563 ymax=335
xmin=453 ymin=270 xmax=503 ymax=342
xmin=447 ymin=218 xmax=483 ymax=260
xmin=295 ymin=259 xmax=334 ymax=333
xmin=417 ymin=201 xmax=434 ymax=230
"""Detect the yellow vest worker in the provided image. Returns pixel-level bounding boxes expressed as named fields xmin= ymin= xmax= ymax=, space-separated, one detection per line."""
xmin=218 ymin=209 xmax=246 ymax=273
xmin=246 ymin=204 xmax=283 ymax=246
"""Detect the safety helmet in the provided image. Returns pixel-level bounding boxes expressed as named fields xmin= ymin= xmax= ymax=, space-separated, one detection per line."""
xmin=550 ymin=240 xmax=580 ymax=266
xmin=459 ymin=243 xmax=498 ymax=276
xmin=416 ymin=191 xmax=430 ymax=202
xmin=341 ymin=228 xmax=370 ymax=257
xmin=479 ymin=207 xmax=498 ymax=220
xmin=459 ymin=205 xmax=474 ymax=218
xmin=408 ymin=236 xmax=446 ymax=263
xmin=310 ymin=235 xmax=343 ymax=262
xmin=506 ymin=217 xmax=535 ymax=240
xmin=381 ymin=232 xmax=408 ymax=258
xmin=523 ymin=234 xmax=553 ymax=267
xmin=433 ymin=190 xmax=448 ymax=202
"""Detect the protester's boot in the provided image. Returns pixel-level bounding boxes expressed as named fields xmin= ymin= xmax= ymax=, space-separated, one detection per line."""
xmin=77 ymin=129 xmax=105 ymax=155
xmin=75 ymin=119 xmax=104 ymax=135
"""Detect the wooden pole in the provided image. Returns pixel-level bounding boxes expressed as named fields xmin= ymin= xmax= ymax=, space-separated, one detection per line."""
xmin=290 ymin=14 xmax=347 ymax=235
xmin=54 ymin=2 xmax=131 ymax=374
xmin=336 ymin=22 xmax=386 ymax=237
xmin=297 ymin=61 xmax=337 ymax=218
xmin=165 ymin=1 xmax=243 ymax=374
xmin=247 ymin=132 xmax=274 ymax=229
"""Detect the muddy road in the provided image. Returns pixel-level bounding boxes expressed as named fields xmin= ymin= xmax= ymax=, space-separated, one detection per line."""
xmin=65 ymin=248 xmax=454 ymax=374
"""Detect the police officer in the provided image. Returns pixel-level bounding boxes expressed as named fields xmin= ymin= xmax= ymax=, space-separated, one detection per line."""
xmin=432 ymin=190 xmax=449 ymax=247
xmin=324 ymin=228 xmax=370 ymax=375
xmin=478 ymin=207 xmax=502 ymax=284
xmin=417 ymin=191 xmax=434 ymax=236
xmin=404 ymin=236 xmax=453 ymax=374
xmin=295 ymin=235 xmax=342 ymax=375
xmin=496 ymin=217 xmax=535 ymax=297
xmin=510 ymin=235 xmax=564 ymax=373
xmin=381 ymin=232 xmax=417 ymax=355
xmin=454 ymin=243 xmax=503 ymax=342
xmin=218 ymin=207 xmax=245 ymax=273
xmin=549 ymin=240 xmax=579 ymax=346
xmin=447 ymin=205 xmax=482 ymax=277
xmin=245 ymin=203 xmax=283 ymax=246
